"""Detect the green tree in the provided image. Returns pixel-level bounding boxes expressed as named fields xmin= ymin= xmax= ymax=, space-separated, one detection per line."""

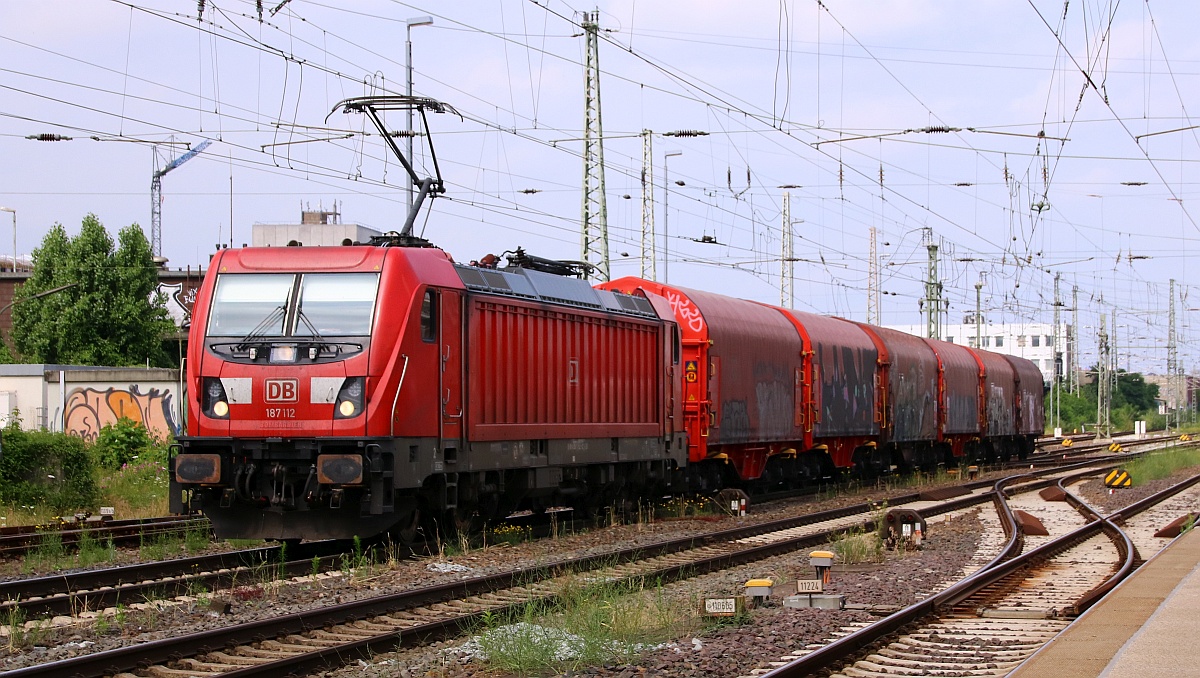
xmin=11 ymin=215 xmax=176 ymax=367
xmin=1114 ymin=371 xmax=1158 ymax=411
xmin=1049 ymin=368 xmax=1162 ymax=432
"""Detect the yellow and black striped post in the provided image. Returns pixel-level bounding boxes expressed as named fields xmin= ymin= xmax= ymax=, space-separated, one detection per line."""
xmin=1104 ymin=468 xmax=1132 ymax=492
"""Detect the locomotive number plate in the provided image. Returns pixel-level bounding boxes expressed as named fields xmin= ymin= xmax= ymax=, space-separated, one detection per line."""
xmin=266 ymin=408 xmax=296 ymax=418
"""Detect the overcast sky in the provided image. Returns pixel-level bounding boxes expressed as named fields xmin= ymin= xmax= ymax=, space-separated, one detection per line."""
xmin=2 ymin=1 xmax=1200 ymax=374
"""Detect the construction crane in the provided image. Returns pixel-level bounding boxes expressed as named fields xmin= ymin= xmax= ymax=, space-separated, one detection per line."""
xmin=151 ymin=140 xmax=211 ymax=258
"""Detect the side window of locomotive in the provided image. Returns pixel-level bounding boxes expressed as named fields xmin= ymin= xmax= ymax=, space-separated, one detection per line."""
xmin=208 ymin=273 xmax=294 ymax=337
xmin=294 ymin=273 xmax=379 ymax=336
xmin=421 ymin=290 xmax=438 ymax=342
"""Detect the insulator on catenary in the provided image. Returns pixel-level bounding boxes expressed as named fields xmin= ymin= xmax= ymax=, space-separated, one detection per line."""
xmin=26 ymin=134 xmax=72 ymax=142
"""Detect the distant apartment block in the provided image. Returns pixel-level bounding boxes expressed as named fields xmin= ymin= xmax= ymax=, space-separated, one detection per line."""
xmin=885 ymin=319 xmax=1071 ymax=386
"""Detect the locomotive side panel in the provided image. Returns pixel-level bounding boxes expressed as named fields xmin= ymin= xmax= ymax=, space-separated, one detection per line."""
xmin=465 ymin=297 xmax=664 ymax=441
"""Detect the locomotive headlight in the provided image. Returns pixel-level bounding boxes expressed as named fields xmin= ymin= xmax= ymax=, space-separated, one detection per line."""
xmin=270 ymin=345 xmax=297 ymax=363
xmin=201 ymin=377 xmax=231 ymax=419
xmin=334 ymin=377 xmax=365 ymax=419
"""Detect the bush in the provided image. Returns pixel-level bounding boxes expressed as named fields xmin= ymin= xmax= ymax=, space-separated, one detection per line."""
xmin=0 ymin=424 xmax=98 ymax=512
xmin=92 ymin=418 xmax=163 ymax=470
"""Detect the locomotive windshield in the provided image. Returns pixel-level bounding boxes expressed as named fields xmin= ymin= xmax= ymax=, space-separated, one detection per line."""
xmin=208 ymin=272 xmax=380 ymax=337
xmin=294 ymin=273 xmax=378 ymax=336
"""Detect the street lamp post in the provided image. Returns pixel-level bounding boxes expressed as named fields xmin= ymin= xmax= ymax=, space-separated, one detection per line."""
xmin=662 ymin=151 xmax=682 ymax=283
xmin=0 ymin=208 xmax=14 ymax=272
xmin=406 ymin=15 xmax=434 ymax=214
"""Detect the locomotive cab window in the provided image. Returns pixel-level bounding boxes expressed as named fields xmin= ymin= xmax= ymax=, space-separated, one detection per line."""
xmin=420 ymin=290 xmax=438 ymax=342
xmin=208 ymin=274 xmax=294 ymax=337
xmin=207 ymin=272 xmax=379 ymax=338
xmin=294 ymin=273 xmax=378 ymax=336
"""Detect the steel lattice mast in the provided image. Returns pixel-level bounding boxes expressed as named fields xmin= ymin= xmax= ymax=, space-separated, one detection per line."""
xmin=1169 ymin=279 xmax=1178 ymax=432
xmin=580 ymin=10 xmax=609 ymax=281
xmin=781 ymin=191 xmax=793 ymax=308
xmin=867 ymin=226 xmax=879 ymax=324
xmin=640 ymin=130 xmax=655 ymax=280
xmin=923 ymin=228 xmax=943 ymax=340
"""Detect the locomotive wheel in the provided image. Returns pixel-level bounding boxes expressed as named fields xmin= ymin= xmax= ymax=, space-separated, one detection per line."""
xmin=391 ymin=508 xmax=423 ymax=546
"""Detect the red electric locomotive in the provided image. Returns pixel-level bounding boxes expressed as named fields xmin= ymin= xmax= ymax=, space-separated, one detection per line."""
xmin=170 ymin=243 xmax=686 ymax=540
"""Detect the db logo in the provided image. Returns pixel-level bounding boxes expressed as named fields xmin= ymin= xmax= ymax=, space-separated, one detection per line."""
xmin=265 ymin=379 xmax=298 ymax=403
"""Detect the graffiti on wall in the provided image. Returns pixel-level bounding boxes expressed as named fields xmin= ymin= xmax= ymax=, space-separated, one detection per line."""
xmin=157 ymin=282 xmax=198 ymax=327
xmin=65 ymin=385 xmax=180 ymax=442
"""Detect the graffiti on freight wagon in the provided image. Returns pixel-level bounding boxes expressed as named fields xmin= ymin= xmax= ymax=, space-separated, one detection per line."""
xmin=64 ymin=386 xmax=180 ymax=442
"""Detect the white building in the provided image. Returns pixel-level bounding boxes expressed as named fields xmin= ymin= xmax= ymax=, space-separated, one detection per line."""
xmin=251 ymin=204 xmax=382 ymax=248
xmin=885 ymin=318 xmax=1071 ymax=385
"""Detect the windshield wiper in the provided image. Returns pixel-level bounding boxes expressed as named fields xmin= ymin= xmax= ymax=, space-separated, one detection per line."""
xmin=236 ymin=305 xmax=287 ymax=350
xmin=294 ymin=308 xmax=335 ymax=356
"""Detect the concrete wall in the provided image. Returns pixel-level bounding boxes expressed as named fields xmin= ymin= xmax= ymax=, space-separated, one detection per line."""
xmin=0 ymin=365 xmax=183 ymax=441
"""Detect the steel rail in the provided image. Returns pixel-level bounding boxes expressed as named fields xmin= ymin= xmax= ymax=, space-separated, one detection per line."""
xmin=0 ymin=541 xmax=349 ymax=618
xmin=758 ymin=468 xmax=1199 ymax=677
xmin=0 ymin=516 xmax=209 ymax=558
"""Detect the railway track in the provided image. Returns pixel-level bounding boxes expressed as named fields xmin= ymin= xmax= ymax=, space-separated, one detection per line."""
xmin=5 ymin=456 xmax=1134 ymax=678
xmin=0 ymin=454 xmax=1108 ymax=623
xmin=743 ymin=458 xmax=1200 ymax=678
xmin=0 ymin=515 xmax=209 ymax=559
xmin=0 ymin=541 xmax=351 ymax=619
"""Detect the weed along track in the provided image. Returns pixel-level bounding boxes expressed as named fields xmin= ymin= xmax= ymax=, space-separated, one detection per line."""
xmin=2 ymin=462 xmax=1116 ymax=678
xmin=0 ymin=541 xmax=350 ymax=620
xmin=0 ymin=516 xmax=210 ymax=560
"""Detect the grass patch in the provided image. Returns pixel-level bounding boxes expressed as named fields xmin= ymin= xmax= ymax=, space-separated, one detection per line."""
xmin=830 ymin=529 xmax=884 ymax=565
xmin=76 ymin=527 xmax=116 ymax=567
xmin=1124 ymin=447 xmax=1200 ymax=485
xmin=657 ymin=496 xmax=716 ymax=519
xmin=139 ymin=530 xmax=183 ymax=561
xmin=489 ymin=523 xmax=531 ymax=547
xmin=183 ymin=521 xmax=212 ymax=553
xmin=96 ymin=459 xmax=170 ymax=519
xmin=470 ymin=572 xmax=695 ymax=675
xmin=24 ymin=529 xmax=68 ymax=573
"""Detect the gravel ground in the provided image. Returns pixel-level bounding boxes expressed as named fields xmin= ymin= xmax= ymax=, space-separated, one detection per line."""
xmin=5 ymin=460 xmax=1173 ymax=676
xmin=0 ymin=475 xmax=991 ymax=673
xmin=1074 ymin=470 xmax=1197 ymax=513
xmin=330 ymin=509 xmax=987 ymax=678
